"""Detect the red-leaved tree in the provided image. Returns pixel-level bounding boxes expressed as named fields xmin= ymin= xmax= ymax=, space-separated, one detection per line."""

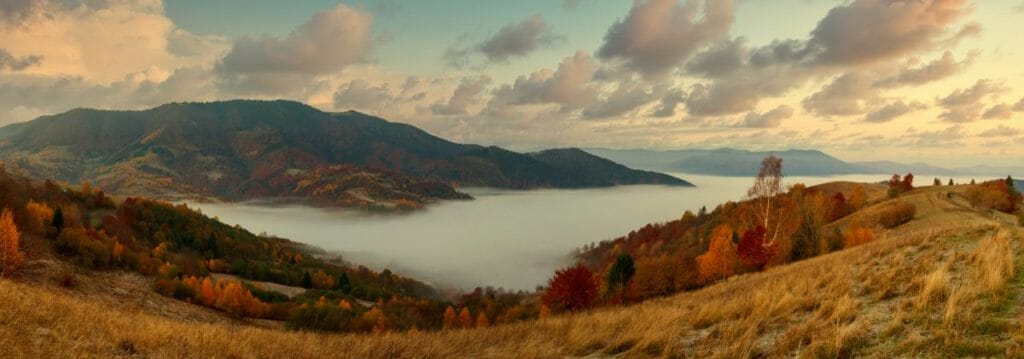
xmin=542 ymin=264 xmax=599 ymax=313
xmin=737 ymin=225 xmax=775 ymax=270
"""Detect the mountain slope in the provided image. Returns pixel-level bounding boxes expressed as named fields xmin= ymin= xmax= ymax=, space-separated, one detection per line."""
xmin=0 ymin=100 xmax=687 ymax=208
xmin=3 ymin=184 xmax=1021 ymax=357
xmin=528 ymin=148 xmax=693 ymax=187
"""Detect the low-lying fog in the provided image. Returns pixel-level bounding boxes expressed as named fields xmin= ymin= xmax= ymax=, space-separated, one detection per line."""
xmin=189 ymin=173 xmax=980 ymax=292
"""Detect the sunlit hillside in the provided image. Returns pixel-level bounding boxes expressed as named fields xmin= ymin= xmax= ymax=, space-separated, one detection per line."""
xmin=3 ymin=183 xmax=1022 ymax=358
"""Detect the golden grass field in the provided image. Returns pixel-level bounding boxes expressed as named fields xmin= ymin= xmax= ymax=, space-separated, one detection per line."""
xmin=1 ymin=184 xmax=1022 ymax=358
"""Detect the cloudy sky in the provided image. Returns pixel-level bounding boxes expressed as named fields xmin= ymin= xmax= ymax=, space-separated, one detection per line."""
xmin=1 ymin=0 xmax=1022 ymax=166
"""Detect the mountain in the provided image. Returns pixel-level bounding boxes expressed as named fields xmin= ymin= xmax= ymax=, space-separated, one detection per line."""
xmin=585 ymin=148 xmax=865 ymax=176
xmin=0 ymin=100 xmax=688 ymax=208
xmin=528 ymin=148 xmax=693 ymax=186
xmin=586 ymin=147 xmax=1024 ymax=178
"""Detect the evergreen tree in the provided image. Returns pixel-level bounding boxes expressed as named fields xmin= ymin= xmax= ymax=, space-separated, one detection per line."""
xmin=301 ymin=271 xmax=313 ymax=288
xmin=948 ymin=178 xmax=955 ymax=186
xmin=606 ymin=253 xmax=635 ymax=295
xmin=336 ymin=272 xmax=352 ymax=293
xmin=51 ymin=207 xmax=64 ymax=234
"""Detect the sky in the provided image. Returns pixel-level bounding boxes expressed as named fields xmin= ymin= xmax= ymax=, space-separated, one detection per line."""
xmin=0 ymin=0 xmax=1022 ymax=167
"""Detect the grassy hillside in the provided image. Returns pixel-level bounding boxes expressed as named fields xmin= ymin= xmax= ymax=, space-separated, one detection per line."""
xmin=2 ymin=183 xmax=1023 ymax=357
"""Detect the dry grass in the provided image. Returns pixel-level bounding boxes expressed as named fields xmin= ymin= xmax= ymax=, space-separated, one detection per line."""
xmin=0 ymin=184 xmax=1022 ymax=358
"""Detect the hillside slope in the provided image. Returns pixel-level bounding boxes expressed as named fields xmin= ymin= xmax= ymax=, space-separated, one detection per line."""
xmin=0 ymin=101 xmax=687 ymax=209
xmin=585 ymin=148 xmax=867 ymax=176
xmin=2 ymin=184 xmax=1022 ymax=357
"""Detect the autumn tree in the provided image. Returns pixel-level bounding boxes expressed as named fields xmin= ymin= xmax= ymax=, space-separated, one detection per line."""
xmin=311 ymin=269 xmax=336 ymax=289
xmin=630 ymin=254 xmax=694 ymax=300
xmin=443 ymin=305 xmax=458 ymax=329
xmin=25 ymin=200 xmax=53 ymax=234
xmin=697 ymin=225 xmax=738 ymax=283
xmin=742 ymin=156 xmax=802 ymax=264
xmin=790 ymin=184 xmax=830 ymax=260
xmin=0 ymin=209 xmax=23 ymax=277
xmin=458 ymin=307 xmax=473 ymax=328
xmin=542 ymin=264 xmax=600 ymax=312
xmin=848 ymin=185 xmax=867 ymax=210
xmin=828 ymin=192 xmax=851 ymax=222
xmin=933 ymin=178 xmax=942 ymax=186
xmin=738 ymin=226 xmax=774 ymax=270
xmin=475 ymin=312 xmax=490 ymax=328
xmin=606 ymin=253 xmax=635 ymax=296
xmin=949 ymin=178 xmax=955 ymax=186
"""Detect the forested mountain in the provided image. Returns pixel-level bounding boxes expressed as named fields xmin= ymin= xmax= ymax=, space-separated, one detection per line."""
xmin=0 ymin=100 xmax=688 ymax=209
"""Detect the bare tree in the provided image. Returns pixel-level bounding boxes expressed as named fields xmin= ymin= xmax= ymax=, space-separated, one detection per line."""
xmin=747 ymin=156 xmax=786 ymax=246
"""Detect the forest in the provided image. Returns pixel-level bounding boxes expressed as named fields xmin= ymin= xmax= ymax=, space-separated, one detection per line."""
xmin=1 ymin=158 xmax=1021 ymax=334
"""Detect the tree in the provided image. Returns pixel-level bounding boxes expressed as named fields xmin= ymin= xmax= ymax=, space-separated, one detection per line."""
xmin=52 ymin=207 xmax=64 ymax=234
xmin=887 ymin=174 xmax=902 ymax=198
xmin=443 ymin=305 xmax=458 ymax=329
xmin=848 ymin=185 xmax=866 ymax=211
xmin=457 ymin=307 xmax=473 ymax=328
xmin=737 ymin=226 xmax=774 ymax=270
xmin=475 ymin=312 xmax=490 ymax=328
xmin=0 ymin=209 xmax=23 ymax=277
xmin=542 ymin=264 xmax=600 ymax=312
xmin=949 ymin=179 xmax=955 ymax=186
xmin=697 ymin=225 xmax=738 ymax=283
xmin=744 ymin=156 xmax=801 ymax=262
xmin=606 ymin=253 xmax=635 ymax=296
xmin=933 ymin=178 xmax=941 ymax=186
xmin=25 ymin=200 xmax=53 ymax=234
xmin=300 ymin=271 xmax=313 ymax=288
xmin=336 ymin=272 xmax=352 ymax=293
xmin=200 ymin=277 xmax=218 ymax=306
xmin=828 ymin=192 xmax=851 ymax=222
xmin=902 ymin=173 xmax=915 ymax=191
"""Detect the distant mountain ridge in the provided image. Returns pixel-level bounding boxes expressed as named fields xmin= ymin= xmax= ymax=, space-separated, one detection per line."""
xmin=585 ymin=148 xmax=1024 ymax=178
xmin=0 ymin=100 xmax=689 ymax=209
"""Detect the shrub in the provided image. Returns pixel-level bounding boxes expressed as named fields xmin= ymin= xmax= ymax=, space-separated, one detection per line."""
xmin=843 ymin=226 xmax=874 ymax=248
xmin=965 ymin=180 xmax=1019 ymax=214
xmin=877 ymin=202 xmax=916 ymax=229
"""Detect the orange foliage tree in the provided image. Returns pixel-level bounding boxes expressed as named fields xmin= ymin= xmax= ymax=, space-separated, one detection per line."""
xmin=696 ymin=225 xmax=737 ymax=283
xmin=542 ymin=264 xmax=600 ymax=313
xmin=457 ymin=307 xmax=473 ymax=328
xmin=475 ymin=312 xmax=490 ymax=328
xmin=0 ymin=209 xmax=23 ymax=277
xmin=443 ymin=305 xmax=458 ymax=329
xmin=25 ymin=200 xmax=53 ymax=234
xmin=742 ymin=156 xmax=802 ymax=265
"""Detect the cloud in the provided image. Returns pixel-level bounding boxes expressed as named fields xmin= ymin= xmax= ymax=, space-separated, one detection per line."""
xmin=875 ymin=51 xmax=976 ymax=88
xmin=802 ymin=72 xmax=876 ymax=117
xmin=685 ymin=38 xmax=747 ymax=78
xmin=478 ymin=15 xmax=558 ymax=63
xmin=806 ymin=0 xmax=973 ymax=66
xmin=982 ymin=103 xmax=1013 ymax=120
xmin=444 ymin=15 xmax=559 ymax=67
xmin=216 ymin=5 xmax=373 ymax=94
xmin=485 ymin=50 xmax=597 ymax=113
xmin=431 ymin=76 xmax=492 ymax=115
xmin=582 ymin=82 xmax=658 ymax=119
xmin=333 ymin=79 xmax=395 ymax=112
xmin=597 ymin=0 xmax=734 ymax=76
xmin=935 ymin=79 xmax=1006 ymax=122
xmin=740 ymin=105 xmax=793 ymax=128
xmin=978 ymin=125 xmax=1022 ymax=138
xmin=1014 ymin=97 xmax=1024 ymax=112
xmin=0 ymin=48 xmax=41 ymax=71
xmin=863 ymin=100 xmax=926 ymax=123
xmin=901 ymin=125 xmax=966 ymax=147
xmin=651 ymin=88 xmax=685 ymax=117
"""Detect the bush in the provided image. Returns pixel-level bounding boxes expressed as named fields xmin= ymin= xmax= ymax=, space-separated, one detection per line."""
xmin=965 ymin=180 xmax=1019 ymax=214
xmin=55 ymin=227 xmax=115 ymax=269
xmin=877 ymin=202 xmax=916 ymax=229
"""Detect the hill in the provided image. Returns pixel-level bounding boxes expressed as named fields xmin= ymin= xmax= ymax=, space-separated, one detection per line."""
xmin=0 ymin=100 xmax=688 ymax=209
xmin=527 ymin=148 xmax=692 ymax=187
xmin=2 ymin=181 xmax=1022 ymax=357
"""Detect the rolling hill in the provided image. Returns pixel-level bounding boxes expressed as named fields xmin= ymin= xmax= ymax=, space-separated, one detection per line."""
xmin=3 ymin=182 xmax=1022 ymax=357
xmin=0 ymin=100 xmax=689 ymax=209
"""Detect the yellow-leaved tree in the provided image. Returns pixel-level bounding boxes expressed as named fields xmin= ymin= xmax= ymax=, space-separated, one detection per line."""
xmin=0 ymin=209 xmax=23 ymax=277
